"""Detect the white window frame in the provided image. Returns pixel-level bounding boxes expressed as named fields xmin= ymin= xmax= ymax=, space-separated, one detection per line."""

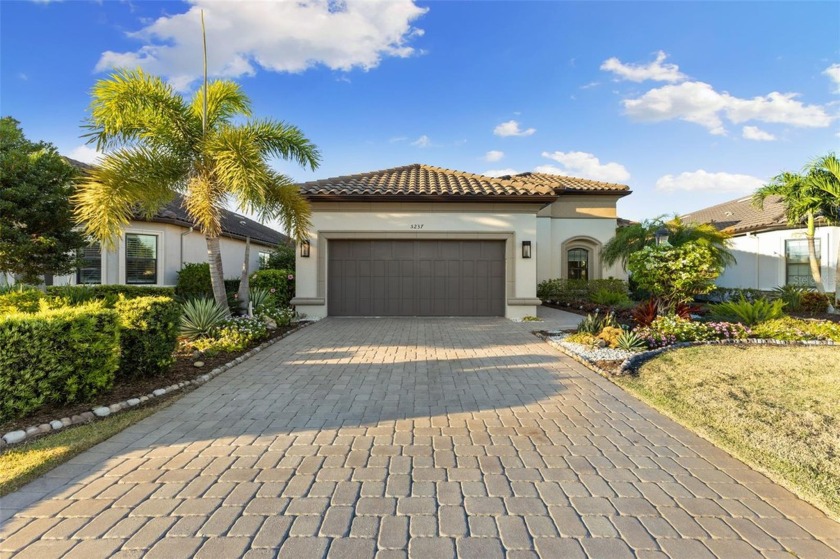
xmin=118 ymin=229 xmax=165 ymax=286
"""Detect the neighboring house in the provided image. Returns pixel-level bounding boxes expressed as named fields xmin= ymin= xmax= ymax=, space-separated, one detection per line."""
xmin=291 ymin=164 xmax=630 ymax=319
xmin=682 ymin=194 xmax=838 ymax=292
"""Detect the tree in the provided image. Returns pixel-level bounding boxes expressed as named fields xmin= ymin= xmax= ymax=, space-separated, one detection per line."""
xmin=808 ymin=153 xmax=840 ymax=308
xmin=602 ymin=215 xmax=734 ymax=271
xmin=266 ymin=242 xmax=296 ymax=271
xmin=74 ymin=69 xmax=319 ymax=311
xmin=0 ymin=117 xmax=87 ymax=284
xmin=754 ymin=157 xmax=839 ymax=296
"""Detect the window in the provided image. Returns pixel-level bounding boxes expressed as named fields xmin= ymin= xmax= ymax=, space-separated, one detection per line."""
xmin=76 ymin=242 xmax=101 ymax=284
xmin=567 ymin=248 xmax=589 ymax=281
xmin=785 ymin=239 xmax=820 ymax=286
xmin=125 ymin=233 xmax=158 ymax=284
xmin=259 ymin=251 xmax=271 ymax=269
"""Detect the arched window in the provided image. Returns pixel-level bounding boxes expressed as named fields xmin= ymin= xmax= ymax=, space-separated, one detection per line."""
xmin=567 ymin=248 xmax=589 ymax=280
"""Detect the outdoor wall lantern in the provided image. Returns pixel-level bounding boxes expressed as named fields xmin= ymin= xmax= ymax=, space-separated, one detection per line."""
xmin=300 ymin=240 xmax=311 ymax=258
xmin=522 ymin=240 xmax=532 ymax=259
xmin=654 ymin=227 xmax=670 ymax=246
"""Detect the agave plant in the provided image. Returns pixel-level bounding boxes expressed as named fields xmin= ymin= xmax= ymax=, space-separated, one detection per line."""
xmin=249 ymin=287 xmax=275 ymax=313
xmin=575 ymin=311 xmax=618 ymax=334
xmin=180 ymin=298 xmax=229 ymax=339
xmin=615 ymin=330 xmax=648 ymax=352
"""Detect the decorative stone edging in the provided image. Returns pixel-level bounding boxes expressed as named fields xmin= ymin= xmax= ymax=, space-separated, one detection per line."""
xmin=0 ymin=321 xmax=311 ymax=450
xmin=536 ymin=332 xmax=616 ymax=380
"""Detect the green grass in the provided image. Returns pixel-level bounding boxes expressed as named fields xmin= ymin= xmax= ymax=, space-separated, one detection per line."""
xmin=0 ymin=400 xmax=171 ymax=496
xmin=614 ymin=345 xmax=840 ymax=519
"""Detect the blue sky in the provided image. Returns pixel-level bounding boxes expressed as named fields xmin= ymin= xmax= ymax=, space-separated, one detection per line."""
xmin=2 ymin=0 xmax=838 ymax=222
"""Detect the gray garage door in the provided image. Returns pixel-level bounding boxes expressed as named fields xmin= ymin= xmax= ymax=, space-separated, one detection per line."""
xmin=328 ymin=240 xmax=505 ymax=316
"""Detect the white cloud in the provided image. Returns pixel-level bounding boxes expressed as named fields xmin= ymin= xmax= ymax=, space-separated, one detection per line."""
xmin=483 ymin=150 xmax=504 ymax=162
xmin=742 ymin=125 xmax=776 ymax=141
xmin=66 ymin=145 xmax=102 ymax=165
xmin=655 ymin=170 xmax=765 ymax=193
xmin=483 ymin=168 xmax=519 ymax=177
xmin=623 ymin=81 xmax=832 ymax=134
xmin=411 ymin=135 xmax=430 ymax=147
xmin=18 ymin=73 xmax=28 ymax=81
xmin=600 ymin=51 xmax=686 ymax=83
xmin=538 ymin=151 xmax=630 ymax=183
xmin=493 ymin=120 xmax=535 ymax=137
xmin=824 ymin=63 xmax=840 ymax=94
xmin=95 ymin=0 xmax=427 ymax=91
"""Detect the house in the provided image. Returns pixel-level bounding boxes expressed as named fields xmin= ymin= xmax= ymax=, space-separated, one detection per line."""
xmin=682 ymin=194 xmax=839 ymax=292
xmin=291 ymin=164 xmax=630 ymax=319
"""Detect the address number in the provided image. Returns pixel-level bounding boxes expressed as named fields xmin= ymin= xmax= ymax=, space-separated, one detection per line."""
xmin=410 ymin=224 xmax=424 ymax=229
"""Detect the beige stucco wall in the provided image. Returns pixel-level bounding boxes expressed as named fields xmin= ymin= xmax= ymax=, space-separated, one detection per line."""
xmin=535 ymin=216 xmax=626 ymax=283
xmin=293 ymin=202 xmax=544 ymax=320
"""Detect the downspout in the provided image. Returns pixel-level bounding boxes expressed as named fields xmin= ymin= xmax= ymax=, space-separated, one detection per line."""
xmin=180 ymin=226 xmax=194 ymax=269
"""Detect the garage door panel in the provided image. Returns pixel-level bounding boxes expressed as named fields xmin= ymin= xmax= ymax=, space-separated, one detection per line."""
xmin=328 ymin=239 xmax=505 ymax=316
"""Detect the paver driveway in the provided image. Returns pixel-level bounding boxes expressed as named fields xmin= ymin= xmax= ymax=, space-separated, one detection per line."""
xmin=2 ymin=317 xmax=838 ymax=559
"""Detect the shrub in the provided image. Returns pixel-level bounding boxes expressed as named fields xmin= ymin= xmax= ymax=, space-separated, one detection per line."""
xmin=634 ymin=315 xmax=750 ymax=348
xmin=47 ymin=285 xmax=175 ymax=307
xmin=537 ymin=278 xmax=627 ymax=305
xmin=265 ymin=244 xmax=296 ymax=271
xmin=180 ymin=298 xmax=229 ymax=339
xmin=751 ymin=317 xmax=840 ymax=342
xmin=259 ymin=306 xmax=297 ymax=327
xmin=709 ymin=297 xmax=785 ymax=326
xmin=615 ymin=330 xmax=647 ymax=352
xmin=175 ymin=263 xmax=213 ymax=300
xmin=249 ymin=287 xmax=275 ymax=313
xmin=0 ymin=303 xmax=119 ymax=421
xmin=597 ymin=326 xmax=624 ymax=348
xmin=590 ymin=288 xmax=631 ymax=307
xmin=627 ymin=243 xmax=721 ymax=311
xmin=0 ymin=287 xmax=44 ymax=315
xmin=115 ymin=296 xmax=181 ymax=378
xmin=800 ymin=292 xmax=831 ymax=315
xmin=564 ymin=332 xmax=599 ymax=346
xmin=576 ymin=312 xmax=618 ymax=334
xmin=190 ymin=316 xmax=268 ymax=354
xmin=772 ymin=285 xmax=808 ymax=311
xmin=631 ymin=299 xmax=659 ymax=327
xmin=250 ymin=269 xmax=295 ymax=308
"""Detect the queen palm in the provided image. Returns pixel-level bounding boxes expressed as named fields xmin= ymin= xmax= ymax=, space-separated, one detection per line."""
xmin=74 ymin=69 xmax=319 ymax=310
xmin=808 ymin=153 xmax=840 ymax=307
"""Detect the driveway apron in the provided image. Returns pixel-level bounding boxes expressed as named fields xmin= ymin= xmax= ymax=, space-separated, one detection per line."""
xmin=1 ymin=317 xmax=838 ymax=559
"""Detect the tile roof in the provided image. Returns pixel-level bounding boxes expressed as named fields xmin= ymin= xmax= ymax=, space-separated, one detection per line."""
xmin=681 ymin=195 xmax=788 ymax=234
xmin=65 ymin=157 xmax=286 ymax=247
xmin=297 ymin=164 xmax=629 ymax=201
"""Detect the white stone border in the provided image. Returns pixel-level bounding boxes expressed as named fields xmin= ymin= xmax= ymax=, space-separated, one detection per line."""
xmin=0 ymin=321 xmax=311 ymax=449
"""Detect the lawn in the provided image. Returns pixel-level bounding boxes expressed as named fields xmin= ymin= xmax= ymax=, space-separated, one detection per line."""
xmin=614 ymin=345 xmax=840 ymax=519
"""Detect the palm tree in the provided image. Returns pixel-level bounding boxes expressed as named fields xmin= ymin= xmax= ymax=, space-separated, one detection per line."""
xmin=754 ymin=158 xmax=838 ymax=295
xmin=602 ymin=216 xmax=734 ymax=270
xmin=808 ymin=153 xmax=840 ymax=307
xmin=74 ymin=69 xmax=319 ymax=311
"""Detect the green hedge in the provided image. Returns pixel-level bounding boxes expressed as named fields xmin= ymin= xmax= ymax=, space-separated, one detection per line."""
xmin=176 ymin=263 xmax=241 ymax=309
xmin=0 ymin=303 xmax=120 ymax=421
xmin=250 ymin=269 xmax=295 ymax=308
xmin=47 ymin=285 xmax=175 ymax=307
xmin=537 ymin=278 xmax=628 ymax=304
xmin=115 ymin=296 xmax=181 ymax=378
xmin=0 ymin=289 xmax=45 ymax=315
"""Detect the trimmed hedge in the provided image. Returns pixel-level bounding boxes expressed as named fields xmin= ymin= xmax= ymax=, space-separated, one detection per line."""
xmin=537 ymin=278 xmax=628 ymax=304
xmin=0 ymin=303 xmax=120 ymax=421
xmin=115 ymin=296 xmax=181 ymax=378
xmin=0 ymin=289 xmax=45 ymax=315
xmin=175 ymin=263 xmax=213 ymax=300
xmin=47 ymin=284 xmax=175 ymax=306
xmin=250 ymin=269 xmax=295 ymax=308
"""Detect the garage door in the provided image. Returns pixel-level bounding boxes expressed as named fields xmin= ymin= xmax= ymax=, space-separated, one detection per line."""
xmin=328 ymin=240 xmax=505 ymax=316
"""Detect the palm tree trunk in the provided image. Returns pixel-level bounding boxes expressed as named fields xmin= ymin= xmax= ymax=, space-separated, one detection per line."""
xmin=833 ymin=239 xmax=840 ymax=312
xmin=205 ymin=235 xmax=229 ymax=314
xmin=806 ymin=213 xmax=825 ymax=293
xmin=238 ymin=236 xmax=251 ymax=315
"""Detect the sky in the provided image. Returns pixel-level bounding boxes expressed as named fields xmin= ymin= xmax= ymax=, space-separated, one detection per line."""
xmin=2 ymin=0 xmax=838 ymax=223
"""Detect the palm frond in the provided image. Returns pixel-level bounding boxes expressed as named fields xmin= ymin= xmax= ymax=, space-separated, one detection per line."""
xmin=189 ymin=80 xmax=252 ymax=130
xmin=256 ymin=173 xmax=312 ymax=242
xmin=205 ymin=126 xmax=273 ymax=204
xmin=183 ymin=173 xmax=226 ymax=238
xmin=242 ymin=119 xmax=321 ymax=171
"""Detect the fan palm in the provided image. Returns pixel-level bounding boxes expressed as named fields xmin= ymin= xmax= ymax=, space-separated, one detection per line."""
xmin=601 ymin=216 xmax=734 ymax=270
xmin=74 ymin=69 xmax=319 ymax=311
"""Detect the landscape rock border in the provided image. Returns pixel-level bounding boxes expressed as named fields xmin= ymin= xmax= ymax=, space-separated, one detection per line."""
xmin=0 ymin=321 xmax=311 ymax=450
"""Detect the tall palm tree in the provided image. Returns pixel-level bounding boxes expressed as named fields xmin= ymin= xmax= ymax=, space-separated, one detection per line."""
xmin=754 ymin=158 xmax=838 ymax=295
xmin=601 ymin=216 xmax=734 ymax=270
xmin=74 ymin=69 xmax=319 ymax=310
xmin=808 ymin=153 xmax=840 ymax=307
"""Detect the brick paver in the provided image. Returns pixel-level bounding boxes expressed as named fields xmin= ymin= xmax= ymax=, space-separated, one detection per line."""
xmin=1 ymin=317 xmax=838 ymax=558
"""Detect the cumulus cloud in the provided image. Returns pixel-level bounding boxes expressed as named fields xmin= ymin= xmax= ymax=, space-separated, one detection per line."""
xmin=493 ymin=120 xmax=535 ymax=137
xmin=601 ymin=50 xmax=686 ymax=83
xmin=537 ymin=151 xmax=630 ymax=183
xmin=742 ymin=126 xmax=776 ymax=141
xmin=96 ymin=0 xmax=428 ymax=90
xmin=411 ymin=135 xmax=430 ymax=147
xmin=483 ymin=150 xmax=504 ymax=162
xmin=66 ymin=145 xmax=103 ymax=165
xmin=655 ymin=170 xmax=765 ymax=193
xmin=824 ymin=63 xmax=840 ymax=94
xmin=623 ymin=81 xmax=832 ymax=135
xmin=483 ymin=168 xmax=519 ymax=177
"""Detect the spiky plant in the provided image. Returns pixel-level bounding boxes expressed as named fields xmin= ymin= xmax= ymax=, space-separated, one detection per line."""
xmin=180 ymin=298 xmax=229 ymax=339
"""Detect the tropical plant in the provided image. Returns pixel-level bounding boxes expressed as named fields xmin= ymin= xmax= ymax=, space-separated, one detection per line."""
xmin=249 ymin=287 xmax=275 ymax=313
xmin=74 ymin=68 xmax=320 ymax=312
xmin=800 ymin=292 xmax=831 ymax=315
xmin=266 ymin=243 xmax=296 ymax=271
xmin=597 ymin=326 xmax=624 ymax=348
xmin=708 ymin=297 xmax=786 ymax=326
xmin=808 ymin=153 xmax=840 ymax=308
xmin=576 ymin=312 xmax=618 ymax=334
xmin=0 ymin=117 xmax=88 ymax=283
xmin=772 ymin=285 xmax=808 ymax=312
xmin=615 ymin=330 xmax=647 ymax=352
xmin=590 ymin=288 xmax=631 ymax=307
xmin=602 ymin=215 xmax=734 ymax=271
xmin=631 ymin=299 xmax=659 ymax=327
xmin=751 ymin=316 xmax=840 ymax=342
xmin=180 ymin=298 xmax=229 ymax=339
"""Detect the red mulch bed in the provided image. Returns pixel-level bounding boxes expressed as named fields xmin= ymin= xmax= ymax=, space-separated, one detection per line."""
xmin=0 ymin=324 xmax=300 ymax=434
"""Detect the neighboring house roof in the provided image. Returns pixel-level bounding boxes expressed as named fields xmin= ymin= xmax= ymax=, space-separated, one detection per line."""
xmin=64 ymin=157 xmax=286 ymax=247
xmin=297 ymin=163 xmax=630 ymax=202
xmin=616 ymin=217 xmax=636 ymax=228
xmin=681 ymin=194 xmax=789 ymax=235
